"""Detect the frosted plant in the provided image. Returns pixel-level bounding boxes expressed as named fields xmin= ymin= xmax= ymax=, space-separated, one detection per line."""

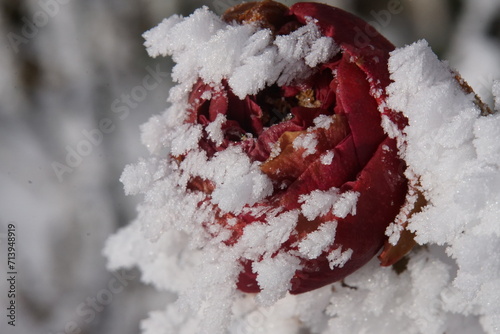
xmin=104 ymin=1 xmax=500 ymax=333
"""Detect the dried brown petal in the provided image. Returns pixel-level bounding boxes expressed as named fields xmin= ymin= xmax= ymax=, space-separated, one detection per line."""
xmin=222 ymin=0 xmax=290 ymax=33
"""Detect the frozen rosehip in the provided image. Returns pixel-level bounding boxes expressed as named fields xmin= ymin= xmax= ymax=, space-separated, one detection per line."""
xmin=160 ymin=1 xmax=411 ymax=296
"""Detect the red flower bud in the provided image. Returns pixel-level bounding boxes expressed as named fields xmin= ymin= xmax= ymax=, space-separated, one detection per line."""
xmin=175 ymin=1 xmax=410 ymax=294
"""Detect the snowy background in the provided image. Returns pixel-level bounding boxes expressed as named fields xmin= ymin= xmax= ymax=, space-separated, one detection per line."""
xmin=0 ymin=0 xmax=499 ymax=334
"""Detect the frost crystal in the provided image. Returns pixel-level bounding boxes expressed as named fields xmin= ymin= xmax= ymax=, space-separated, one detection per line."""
xmin=293 ymin=132 xmax=318 ymax=157
xmin=143 ymin=7 xmax=338 ymax=99
xmin=320 ymin=151 xmax=335 ymax=165
xmin=385 ymin=39 xmax=500 ymax=333
xmin=327 ymin=247 xmax=353 ymax=269
xmin=205 ymin=113 xmax=226 ymax=146
xmin=298 ymin=221 xmax=338 ymax=260
xmin=299 ymin=188 xmax=339 ymax=221
xmin=253 ymin=252 xmax=302 ymax=306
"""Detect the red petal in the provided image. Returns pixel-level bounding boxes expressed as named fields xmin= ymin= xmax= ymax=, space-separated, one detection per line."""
xmin=336 ymin=54 xmax=385 ymax=167
xmin=290 ymin=137 xmax=407 ymax=293
xmin=276 ymin=133 xmax=360 ymax=210
xmin=289 ymin=3 xmax=394 ymax=53
xmin=260 ymin=114 xmax=350 ymax=185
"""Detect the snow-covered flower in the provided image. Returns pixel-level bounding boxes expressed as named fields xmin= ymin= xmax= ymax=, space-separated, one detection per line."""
xmin=139 ymin=0 xmax=410 ymax=296
xmin=104 ymin=1 xmax=500 ymax=333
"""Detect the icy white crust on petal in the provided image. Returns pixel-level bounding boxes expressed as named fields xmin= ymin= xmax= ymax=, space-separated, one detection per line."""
xmin=298 ymin=188 xmax=360 ymax=222
xmin=385 ymin=40 xmax=500 ymax=332
xmin=332 ymin=191 xmax=360 ymax=218
xmin=313 ymin=114 xmax=335 ymax=129
xmin=205 ymin=113 xmax=226 ymax=146
xmin=320 ymin=150 xmax=335 ymax=165
xmin=178 ymin=146 xmax=274 ymax=213
xmin=143 ymin=7 xmax=339 ymax=99
xmin=299 ymin=188 xmax=340 ymax=221
xmin=297 ymin=221 xmax=338 ymax=259
xmin=293 ymin=132 xmax=318 ymax=157
xmin=235 ymin=209 xmax=299 ymax=260
xmin=327 ymin=246 xmax=353 ymax=269
xmin=253 ymin=252 xmax=302 ymax=306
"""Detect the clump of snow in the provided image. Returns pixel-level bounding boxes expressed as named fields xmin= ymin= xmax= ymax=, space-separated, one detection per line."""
xmin=143 ymin=7 xmax=339 ymax=99
xmin=474 ymin=113 xmax=500 ymax=167
xmin=327 ymin=246 xmax=353 ymax=269
xmin=205 ymin=113 xmax=226 ymax=146
xmin=235 ymin=210 xmax=299 ymax=260
xmin=178 ymin=146 xmax=274 ymax=213
xmin=313 ymin=114 xmax=335 ymax=129
xmin=385 ymin=39 xmax=500 ymax=333
xmin=293 ymin=132 xmax=318 ymax=157
xmin=297 ymin=221 xmax=338 ymax=260
xmin=269 ymin=142 xmax=282 ymax=160
xmin=169 ymin=123 xmax=203 ymax=156
xmin=273 ymin=20 xmax=339 ymax=85
xmin=385 ymin=185 xmax=420 ymax=245
xmin=332 ymin=191 xmax=360 ymax=218
xmin=140 ymin=113 xmax=172 ymax=155
xmin=320 ymin=150 xmax=335 ymax=165
xmin=326 ymin=250 xmax=453 ymax=334
xmin=120 ymin=157 xmax=168 ymax=195
xmin=299 ymin=187 xmax=339 ymax=221
xmin=253 ymin=252 xmax=302 ymax=306
xmin=385 ymin=221 xmax=405 ymax=245
xmin=298 ymin=188 xmax=358 ymax=222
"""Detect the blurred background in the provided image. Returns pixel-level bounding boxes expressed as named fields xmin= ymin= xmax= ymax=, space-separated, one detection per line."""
xmin=0 ymin=0 xmax=499 ymax=333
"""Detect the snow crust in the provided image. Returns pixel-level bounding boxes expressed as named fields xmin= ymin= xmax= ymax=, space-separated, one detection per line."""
xmin=143 ymin=7 xmax=338 ymax=99
xmin=297 ymin=221 xmax=337 ymax=259
xmin=299 ymin=188 xmax=340 ymax=221
xmin=327 ymin=246 xmax=353 ymax=269
xmin=293 ymin=132 xmax=318 ymax=157
xmin=253 ymin=252 xmax=302 ymax=306
xmin=320 ymin=150 xmax=335 ymax=165
xmin=104 ymin=6 xmax=500 ymax=334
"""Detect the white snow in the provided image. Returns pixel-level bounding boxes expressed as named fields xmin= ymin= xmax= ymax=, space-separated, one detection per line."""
xmin=235 ymin=210 xmax=299 ymax=260
xmin=143 ymin=7 xmax=339 ymax=99
xmin=169 ymin=123 xmax=203 ymax=156
xmin=332 ymin=191 xmax=360 ymax=218
xmin=299 ymin=187 xmax=339 ymax=221
xmin=205 ymin=113 xmax=226 ymax=146
xmin=297 ymin=221 xmax=338 ymax=260
xmin=120 ymin=157 xmax=169 ymax=196
xmin=313 ymin=114 xmax=335 ymax=129
xmin=252 ymin=252 xmax=302 ymax=306
xmin=298 ymin=188 xmax=358 ymax=223
xmin=327 ymin=247 xmax=353 ymax=269
xmin=493 ymin=80 xmax=500 ymax=112
xmin=292 ymin=132 xmax=318 ymax=157
xmin=273 ymin=20 xmax=339 ymax=85
xmin=320 ymin=150 xmax=335 ymax=165
xmin=181 ymin=146 xmax=274 ymax=213
xmin=385 ymin=39 xmax=500 ymax=333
